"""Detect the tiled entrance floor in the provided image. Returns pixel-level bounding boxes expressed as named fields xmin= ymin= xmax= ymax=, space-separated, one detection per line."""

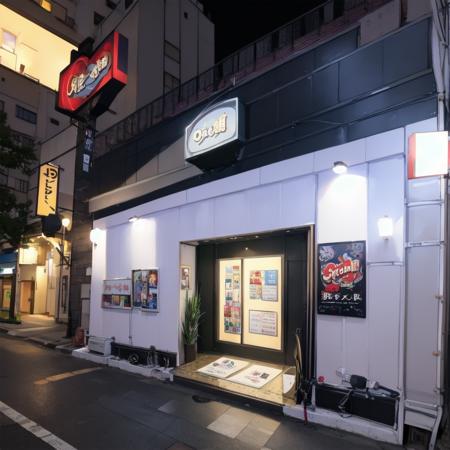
xmin=174 ymin=353 xmax=296 ymax=407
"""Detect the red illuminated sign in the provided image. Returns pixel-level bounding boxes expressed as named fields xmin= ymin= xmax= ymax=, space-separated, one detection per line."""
xmin=57 ymin=31 xmax=128 ymax=117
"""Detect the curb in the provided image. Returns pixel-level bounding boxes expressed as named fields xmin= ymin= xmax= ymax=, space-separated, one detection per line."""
xmin=1 ymin=331 xmax=75 ymax=354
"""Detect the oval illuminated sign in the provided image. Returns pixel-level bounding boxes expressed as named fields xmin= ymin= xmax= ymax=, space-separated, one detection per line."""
xmin=185 ymin=98 xmax=241 ymax=158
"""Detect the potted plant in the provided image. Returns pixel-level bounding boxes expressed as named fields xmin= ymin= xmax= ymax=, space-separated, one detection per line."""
xmin=182 ymin=291 xmax=203 ymax=363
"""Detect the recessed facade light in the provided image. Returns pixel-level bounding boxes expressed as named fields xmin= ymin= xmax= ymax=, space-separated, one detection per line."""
xmin=129 ymin=216 xmax=139 ymax=223
xmin=332 ymin=161 xmax=348 ymax=175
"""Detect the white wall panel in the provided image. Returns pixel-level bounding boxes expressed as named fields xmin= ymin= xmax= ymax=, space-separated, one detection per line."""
xmin=405 ymin=246 xmax=440 ymax=405
xmin=130 ymin=209 xmax=181 ymax=353
xmin=316 ymin=316 xmax=343 ymax=384
xmin=407 ymin=205 xmax=441 ymax=243
xmin=367 ymin=157 xmax=404 ymax=263
xmin=106 ymin=224 xmax=132 ymax=278
xmin=317 ymin=164 xmax=368 ymax=244
xmin=367 ymin=265 xmax=402 ymax=389
xmin=366 ymin=128 xmax=404 ymax=161
xmin=245 ymin=184 xmax=281 ymax=232
xmin=404 ymin=118 xmax=437 ymax=138
xmin=260 ymin=153 xmax=314 ymax=184
xmin=313 ymin=139 xmax=365 ymax=172
xmin=179 ymin=200 xmax=215 ymax=241
xmin=343 ymin=317 xmax=369 ymax=378
xmin=187 ymin=169 xmax=260 ymax=203
xmin=280 ymin=175 xmax=316 ymax=228
xmin=213 ymin=191 xmax=249 ymax=237
xmin=407 ymin=177 xmax=441 ymax=203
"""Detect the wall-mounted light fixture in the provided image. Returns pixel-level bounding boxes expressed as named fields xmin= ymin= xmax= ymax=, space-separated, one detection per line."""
xmin=128 ymin=216 xmax=139 ymax=223
xmin=61 ymin=217 xmax=71 ymax=228
xmin=377 ymin=215 xmax=393 ymax=239
xmin=89 ymin=228 xmax=102 ymax=245
xmin=332 ymin=161 xmax=348 ymax=175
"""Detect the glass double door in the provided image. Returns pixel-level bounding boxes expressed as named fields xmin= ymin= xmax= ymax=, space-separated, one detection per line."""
xmin=217 ymin=255 xmax=283 ymax=351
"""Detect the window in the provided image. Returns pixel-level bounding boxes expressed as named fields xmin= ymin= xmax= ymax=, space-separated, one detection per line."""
xmin=39 ymin=0 xmax=52 ymax=12
xmin=0 ymin=100 xmax=4 ymax=112
xmin=11 ymin=131 xmax=34 ymax=148
xmin=94 ymin=12 xmax=105 ymax=25
xmin=164 ymin=72 xmax=180 ymax=93
xmin=1 ymin=30 xmax=16 ymax=53
xmin=15 ymin=105 xmax=37 ymax=124
xmin=15 ymin=178 xmax=28 ymax=193
xmin=165 ymin=41 xmax=180 ymax=63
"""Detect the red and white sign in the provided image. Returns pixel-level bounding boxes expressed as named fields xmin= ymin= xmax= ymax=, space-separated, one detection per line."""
xmin=57 ymin=31 xmax=127 ymax=116
xmin=408 ymin=131 xmax=449 ymax=179
xmin=103 ymin=278 xmax=131 ymax=296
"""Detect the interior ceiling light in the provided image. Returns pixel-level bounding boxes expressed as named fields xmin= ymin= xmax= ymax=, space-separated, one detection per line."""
xmin=332 ymin=161 xmax=348 ymax=175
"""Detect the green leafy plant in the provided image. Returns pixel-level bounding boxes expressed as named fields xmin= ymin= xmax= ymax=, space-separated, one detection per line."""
xmin=182 ymin=291 xmax=204 ymax=345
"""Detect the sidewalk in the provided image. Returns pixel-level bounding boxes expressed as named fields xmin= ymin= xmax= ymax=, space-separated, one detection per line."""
xmin=0 ymin=314 xmax=73 ymax=352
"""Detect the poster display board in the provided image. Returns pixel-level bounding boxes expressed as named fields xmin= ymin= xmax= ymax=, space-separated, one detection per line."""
xmin=102 ymin=279 xmax=131 ymax=309
xmin=249 ymin=310 xmax=277 ymax=337
xmin=249 ymin=270 xmax=278 ymax=301
xmin=243 ymin=256 xmax=282 ymax=350
xmin=218 ymin=259 xmax=242 ymax=344
xmin=317 ymin=241 xmax=366 ymax=318
xmin=132 ymin=269 xmax=159 ymax=312
xmin=228 ymin=364 xmax=282 ymax=389
xmin=197 ymin=357 xmax=248 ymax=379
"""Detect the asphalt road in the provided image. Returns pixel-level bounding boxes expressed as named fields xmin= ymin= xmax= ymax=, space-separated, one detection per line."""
xmin=0 ymin=334 xmax=401 ymax=450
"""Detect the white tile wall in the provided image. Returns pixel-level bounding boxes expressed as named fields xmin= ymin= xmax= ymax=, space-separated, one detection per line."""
xmin=90 ymin=121 xmax=423 ymax=394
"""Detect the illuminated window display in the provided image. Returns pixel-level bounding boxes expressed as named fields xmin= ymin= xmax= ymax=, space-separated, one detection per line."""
xmin=218 ymin=256 xmax=283 ymax=351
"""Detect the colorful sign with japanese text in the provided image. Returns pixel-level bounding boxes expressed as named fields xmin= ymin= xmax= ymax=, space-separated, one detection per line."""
xmin=318 ymin=241 xmax=366 ymax=318
xmin=57 ymin=31 xmax=128 ymax=117
xmin=36 ymin=163 xmax=59 ymax=217
xmin=102 ymin=278 xmax=131 ymax=309
xmin=132 ymin=269 xmax=159 ymax=312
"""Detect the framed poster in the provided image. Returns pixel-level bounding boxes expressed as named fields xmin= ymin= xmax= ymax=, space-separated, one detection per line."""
xmin=180 ymin=265 xmax=190 ymax=290
xmin=243 ymin=256 xmax=282 ymax=351
xmin=102 ymin=279 xmax=132 ymax=309
xmin=132 ymin=269 xmax=159 ymax=312
xmin=218 ymin=259 xmax=242 ymax=344
xmin=317 ymin=241 xmax=366 ymax=318
xmin=249 ymin=269 xmax=278 ymax=301
xmin=249 ymin=310 xmax=277 ymax=337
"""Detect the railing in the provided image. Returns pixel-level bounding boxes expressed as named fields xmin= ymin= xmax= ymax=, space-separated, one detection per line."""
xmin=94 ymin=0 xmax=390 ymax=158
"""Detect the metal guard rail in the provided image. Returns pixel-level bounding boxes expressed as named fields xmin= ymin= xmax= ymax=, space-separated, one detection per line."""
xmin=94 ymin=0 xmax=389 ymax=158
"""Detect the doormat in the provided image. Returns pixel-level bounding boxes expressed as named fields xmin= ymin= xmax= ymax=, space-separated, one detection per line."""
xmin=197 ymin=357 xmax=249 ymax=379
xmin=228 ymin=364 xmax=282 ymax=389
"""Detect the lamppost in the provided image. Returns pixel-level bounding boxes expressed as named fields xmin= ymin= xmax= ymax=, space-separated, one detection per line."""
xmin=57 ymin=217 xmax=70 ymax=322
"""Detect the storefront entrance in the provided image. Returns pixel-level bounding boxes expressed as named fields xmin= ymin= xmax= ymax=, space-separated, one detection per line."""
xmin=196 ymin=228 xmax=312 ymax=369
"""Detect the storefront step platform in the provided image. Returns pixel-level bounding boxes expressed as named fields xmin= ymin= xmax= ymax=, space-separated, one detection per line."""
xmin=174 ymin=353 xmax=296 ymax=414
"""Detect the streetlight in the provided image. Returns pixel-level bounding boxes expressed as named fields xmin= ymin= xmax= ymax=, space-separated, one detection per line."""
xmin=57 ymin=217 xmax=70 ymax=322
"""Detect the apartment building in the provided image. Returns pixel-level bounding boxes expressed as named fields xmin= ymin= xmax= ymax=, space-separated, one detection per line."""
xmin=0 ymin=0 xmax=214 ymax=323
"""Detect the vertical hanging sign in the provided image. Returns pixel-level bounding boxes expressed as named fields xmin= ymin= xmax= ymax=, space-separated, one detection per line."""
xmin=82 ymin=127 xmax=95 ymax=173
xmin=36 ymin=163 xmax=59 ymax=217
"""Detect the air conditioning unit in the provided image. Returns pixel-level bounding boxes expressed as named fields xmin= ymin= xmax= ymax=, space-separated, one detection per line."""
xmin=88 ymin=336 xmax=114 ymax=356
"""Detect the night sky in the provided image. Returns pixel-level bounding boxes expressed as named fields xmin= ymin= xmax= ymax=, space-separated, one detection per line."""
xmin=201 ymin=0 xmax=325 ymax=61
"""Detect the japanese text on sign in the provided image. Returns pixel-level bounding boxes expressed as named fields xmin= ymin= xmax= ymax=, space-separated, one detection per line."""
xmin=36 ymin=163 xmax=59 ymax=217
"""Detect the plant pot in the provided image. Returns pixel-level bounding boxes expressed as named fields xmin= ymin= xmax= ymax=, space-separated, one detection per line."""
xmin=184 ymin=343 xmax=197 ymax=363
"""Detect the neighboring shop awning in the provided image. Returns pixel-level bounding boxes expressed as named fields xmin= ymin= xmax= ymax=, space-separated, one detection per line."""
xmin=0 ymin=251 xmax=17 ymax=275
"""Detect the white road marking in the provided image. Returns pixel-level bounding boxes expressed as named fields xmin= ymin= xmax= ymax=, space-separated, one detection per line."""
xmin=0 ymin=400 xmax=77 ymax=450
xmin=34 ymin=367 xmax=102 ymax=385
